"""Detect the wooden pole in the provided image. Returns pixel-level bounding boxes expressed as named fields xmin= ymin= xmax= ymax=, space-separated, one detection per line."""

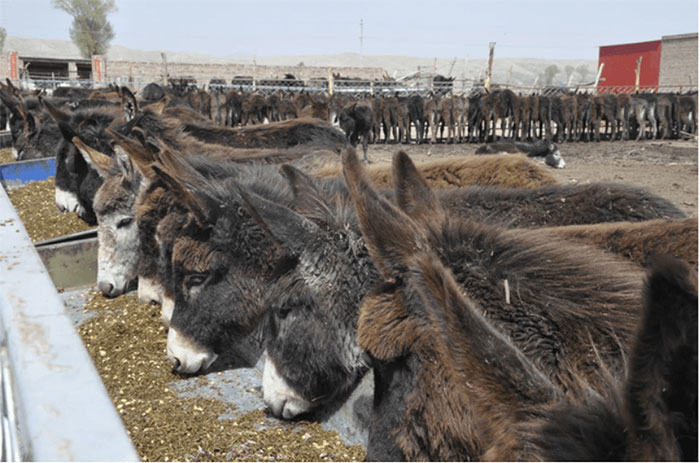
xmin=485 ymin=42 xmax=495 ymax=91
xmin=328 ymin=68 xmax=334 ymax=95
xmin=634 ymin=56 xmax=643 ymax=92
xmin=161 ymin=52 xmax=168 ymax=86
xmin=594 ymin=62 xmax=604 ymax=90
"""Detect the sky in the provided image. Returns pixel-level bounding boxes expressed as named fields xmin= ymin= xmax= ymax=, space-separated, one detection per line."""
xmin=0 ymin=0 xmax=697 ymax=60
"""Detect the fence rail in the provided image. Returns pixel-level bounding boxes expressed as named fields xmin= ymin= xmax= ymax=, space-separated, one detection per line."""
xmin=8 ymin=75 xmax=698 ymax=97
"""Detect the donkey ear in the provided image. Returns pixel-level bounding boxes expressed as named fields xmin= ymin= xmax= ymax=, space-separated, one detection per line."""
xmin=391 ymin=151 xmax=444 ymax=223
xmin=5 ymin=78 xmax=21 ymax=98
xmin=342 ymin=147 xmax=425 ymax=279
xmin=106 ymin=128 xmax=156 ymax=180
xmin=279 ymin=164 xmax=334 ymax=224
xmin=233 ymin=183 xmax=318 ymax=254
xmin=0 ymin=87 xmax=22 ymax=118
xmin=146 ymin=97 xmax=168 ymax=115
xmin=72 ymin=137 xmax=112 ymax=178
xmin=624 ymin=255 xmax=698 ymax=460
xmin=23 ymin=111 xmax=37 ymax=133
xmin=42 ymin=98 xmax=78 ymax=141
xmin=156 ymin=146 xmax=208 ymax=188
xmin=112 ymin=145 xmax=137 ymax=182
xmin=121 ymin=86 xmax=139 ymax=121
xmin=151 ymin=164 xmax=213 ymax=229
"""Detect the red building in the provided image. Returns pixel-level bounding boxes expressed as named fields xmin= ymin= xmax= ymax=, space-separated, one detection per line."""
xmin=598 ymin=40 xmax=662 ymax=92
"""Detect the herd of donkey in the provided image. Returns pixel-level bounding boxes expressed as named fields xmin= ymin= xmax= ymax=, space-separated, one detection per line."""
xmin=0 ymin=76 xmax=698 ymax=461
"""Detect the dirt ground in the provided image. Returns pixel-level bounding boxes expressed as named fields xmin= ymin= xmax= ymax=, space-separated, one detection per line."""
xmin=360 ymin=139 xmax=698 ymax=218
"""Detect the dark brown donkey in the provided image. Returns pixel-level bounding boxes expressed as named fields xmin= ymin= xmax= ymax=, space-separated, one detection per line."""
xmin=344 ymin=149 xmax=697 ymax=461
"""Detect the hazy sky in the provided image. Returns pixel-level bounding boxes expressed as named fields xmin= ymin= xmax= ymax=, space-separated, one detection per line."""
xmin=0 ymin=0 xmax=697 ymax=60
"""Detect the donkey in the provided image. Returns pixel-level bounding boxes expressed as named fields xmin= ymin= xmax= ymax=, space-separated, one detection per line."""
xmin=154 ymin=146 xmax=684 ymax=393
xmin=548 ymin=217 xmax=698 ymax=268
xmin=75 ymin=123 xmax=319 ymax=300
xmin=356 ymin=209 xmax=697 ymax=459
xmin=475 ymin=139 xmax=566 ymax=169
xmin=179 ymin=167 xmax=694 ymax=426
xmin=43 ymin=101 xmax=123 ymax=223
xmin=0 ymin=86 xmax=66 ymax=160
xmin=342 ymin=149 xmax=696 ymax=460
xmin=222 ymin=149 xmax=665 ymax=423
xmin=160 ymin=149 xmax=685 ymax=374
xmin=338 ymin=101 xmax=373 ymax=162
xmin=132 ymin=150 xmax=280 ymax=307
xmin=149 ymin=159 xmax=293 ymax=374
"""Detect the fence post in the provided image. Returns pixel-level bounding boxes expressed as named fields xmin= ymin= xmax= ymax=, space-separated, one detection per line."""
xmin=594 ymin=62 xmax=605 ymax=93
xmin=485 ymin=42 xmax=495 ymax=91
xmin=328 ymin=68 xmax=334 ymax=95
xmin=161 ymin=52 xmax=169 ymax=86
xmin=634 ymin=56 xmax=643 ymax=92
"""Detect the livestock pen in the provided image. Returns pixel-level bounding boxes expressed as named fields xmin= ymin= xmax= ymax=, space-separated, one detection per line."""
xmin=0 ymin=132 xmax=696 ymax=460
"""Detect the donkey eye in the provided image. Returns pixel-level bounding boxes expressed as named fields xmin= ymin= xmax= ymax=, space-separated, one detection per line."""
xmin=185 ymin=273 xmax=209 ymax=289
xmin=117 ymin=217 xmax=134 ymax=229
xmin=276 ymin=305 xmax=292 ymax=319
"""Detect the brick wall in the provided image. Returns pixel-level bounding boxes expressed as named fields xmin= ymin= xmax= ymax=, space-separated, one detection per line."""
xmin=103 ymin=59 xmax=386 ymax=88
xmin=659 ymin=33 xmax=698 ymax=90
xmin=0 ymin=52 xmax=9 ymax=80
xmin=0 ymin=53 xmax=386 ymax=87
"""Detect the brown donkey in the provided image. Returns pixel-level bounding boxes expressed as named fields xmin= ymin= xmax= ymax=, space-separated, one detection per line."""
xmin=343 ymin=149 xmax=697 ymax=461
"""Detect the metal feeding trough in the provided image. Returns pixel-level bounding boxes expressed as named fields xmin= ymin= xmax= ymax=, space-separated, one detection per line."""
xmin=0 ymin=158 xmax=372 ymax=461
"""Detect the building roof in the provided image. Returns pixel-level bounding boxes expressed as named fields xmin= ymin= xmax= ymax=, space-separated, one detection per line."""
xmin=5 ymin=36 xmax=86 ymax=60
xmin=661 ymin=33 xmax=698 ymax=41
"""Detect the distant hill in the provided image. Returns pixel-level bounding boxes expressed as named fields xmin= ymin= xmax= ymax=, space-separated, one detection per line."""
xmin=3 ymin=36 xmax=597 ymax=86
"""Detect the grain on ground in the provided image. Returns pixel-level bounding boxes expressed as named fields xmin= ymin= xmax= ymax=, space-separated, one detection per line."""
xmin=0 ymin=148 xmax=14 ymax=164
xmin=79 ymin=292 xmax=365 ymax=462
xmin=6 ymin=178 xmax=92 ymax=241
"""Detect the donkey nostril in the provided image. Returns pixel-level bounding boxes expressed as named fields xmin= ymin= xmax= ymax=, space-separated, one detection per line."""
xmin=98 ymin=281 xmax=114 ymax=297
xmin=171 ymin=357 xmax=181 ymax=374
xmin=149 ymin=300 xmax=159 ymax=306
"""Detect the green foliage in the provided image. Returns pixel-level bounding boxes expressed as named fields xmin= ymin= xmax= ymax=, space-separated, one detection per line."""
xmin=51 ymin=0 xmax=117 ymax=58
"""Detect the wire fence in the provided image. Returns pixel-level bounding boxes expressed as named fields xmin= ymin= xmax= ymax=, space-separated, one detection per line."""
xmin=9 ymin=73 xmax=698 ymax=97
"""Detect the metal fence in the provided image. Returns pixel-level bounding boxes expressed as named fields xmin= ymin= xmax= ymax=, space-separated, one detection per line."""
xmin=9 ymin=75 xmax=697 ymax=97
xmin=0 ymin=181 xmax=139 ymax=462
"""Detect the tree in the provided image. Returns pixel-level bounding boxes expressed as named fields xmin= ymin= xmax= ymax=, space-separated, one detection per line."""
xmin=52 ymin=0 xmax=117 ymax=58
xmin=541 ymin=64 xmax=560 ymax=86
xmin=0 ymin=27 xmax=6 ymax=52
xmin=576 ymin=64 xmax=591 ymax=84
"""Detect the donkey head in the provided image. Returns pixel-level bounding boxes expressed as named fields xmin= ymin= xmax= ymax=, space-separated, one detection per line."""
xmin=12 ymin=106 xmax=60 ymax=161
xmin=543 ymin=141 xmax=565 ymax=169
xmin=153 ymin=161 xmax=283 ymax=375
xmin=75 ymin=132 xmax=155 ymax=297
xmin=43 ymin=99 xmax=119 ymax=223
xmin=229 ymin=162 xmax=377 ymax=419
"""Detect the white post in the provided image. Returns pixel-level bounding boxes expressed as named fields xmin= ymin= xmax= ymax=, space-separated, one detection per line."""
xmin=485 ymin=42 xmax=495 ymax=91
xmin=634 ymin=56 xmax=643 ymax=92
xmin=594 ymin=62 xmax=605 ymax=90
